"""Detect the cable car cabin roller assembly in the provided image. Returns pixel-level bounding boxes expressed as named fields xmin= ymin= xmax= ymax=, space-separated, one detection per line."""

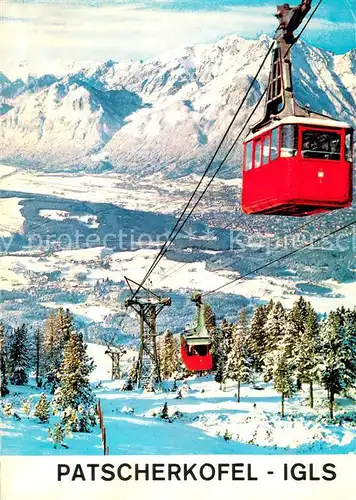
xmin=241 ymin=1 xmax=354 ymax=217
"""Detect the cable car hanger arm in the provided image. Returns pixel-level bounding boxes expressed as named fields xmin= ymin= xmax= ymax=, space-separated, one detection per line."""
xmin=250 ymin=1 xmax=332 ymax=133
xmin=275 ymin=1 xmax=312 ymax=43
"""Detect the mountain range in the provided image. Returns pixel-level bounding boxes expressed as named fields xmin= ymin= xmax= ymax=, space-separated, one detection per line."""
xmin=0 ymin=35 xmax=355 ymax=178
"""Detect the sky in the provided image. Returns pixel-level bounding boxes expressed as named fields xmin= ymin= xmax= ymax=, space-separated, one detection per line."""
xmin=1 ymin=0 xmax=355 ymax=79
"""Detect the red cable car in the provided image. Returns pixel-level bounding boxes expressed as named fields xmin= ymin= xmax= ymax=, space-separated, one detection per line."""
xmin=180 ymin=291 xmax=213 ymax=372
xmin=242 ymin=117 xmax=353 ymax=216
xmin=241 ymin=1 xmax=354 ymax=217
xmin=181 ymin=335 xmax=213 ymax=372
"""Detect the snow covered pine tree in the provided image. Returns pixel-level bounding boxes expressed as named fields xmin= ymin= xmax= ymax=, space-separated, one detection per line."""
xmin=48 ymin=423 xmax=66 ymax=449
xmin=320 ymin=308 xmax=356 ymax=418
xmin=294 ymin=302 xmax=320 ymax=408
xmin=22 ymin=398 xmax=32 ymax=417
xmin=273 ymin=347 xmax=295 ymax=418
xmin=8 ymin=324 xmax=29 ymax=386
xmin=342 ymin=308 xmax=356 ymax=396
xmin=0 ymin=323 xmax=9 ymax=397
xmin=263 ymin=302 xmax=286 ymax=382
xmin=42 ymin=309 xmax=75 ymax=392
xmin=159 ymin=330 xmax=179 ymax=379
xmin=248 ymin=305 xmax=267 ymax=374
xmin=53 ymin=329 xmax=96 ymax=432
xmin=34 ymin=393 xmax=51 ymax=423
xmin=224 ymin=310 xmax=250 ymax=402
xmin=289 ymin=297 xmax=310 ymax=390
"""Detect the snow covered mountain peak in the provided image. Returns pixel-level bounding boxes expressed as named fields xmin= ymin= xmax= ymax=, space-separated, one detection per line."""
xmin=0 ymin=34 xmax=355 ymax=176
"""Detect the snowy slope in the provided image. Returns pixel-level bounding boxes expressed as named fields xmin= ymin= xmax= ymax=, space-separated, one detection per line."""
xmin=0 ymin=35 xmax=355 ymax=175
xmin=1 ymin=361 xmax=355 ymax=456
xmin=0 ymin=76 xmax=145 ymax=167
xmin=0 ymin=198 xmax=25 ymax=237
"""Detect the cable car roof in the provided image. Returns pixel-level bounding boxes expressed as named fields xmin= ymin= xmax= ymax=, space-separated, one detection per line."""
xmin=245 ymin=116 xmax=352 ymax=142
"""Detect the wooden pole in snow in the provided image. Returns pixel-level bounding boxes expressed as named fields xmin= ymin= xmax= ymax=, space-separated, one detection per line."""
xmin=103 ymin=428 xmax=107 ymax=455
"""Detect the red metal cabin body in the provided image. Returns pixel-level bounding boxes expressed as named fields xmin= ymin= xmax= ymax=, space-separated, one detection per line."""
xmin=242 ymin=117 xmax=353 ymax=216
xmin=180 ymin=336 xmax=213 ymax=372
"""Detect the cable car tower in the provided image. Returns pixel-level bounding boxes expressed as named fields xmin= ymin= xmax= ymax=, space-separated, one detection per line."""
xmin=124 ymin=277 xmax=171 ymax=390
xmin=105 ymin=345 xmax=127 ymax=380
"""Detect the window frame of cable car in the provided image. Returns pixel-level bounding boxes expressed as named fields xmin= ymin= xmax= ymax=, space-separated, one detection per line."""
xmin=254 ymin=140 xmax=262 ymax=168
xmin=262 ymin=135 xmax=271 ymax=164
xmin=345 ymin=129 xmax=354 ymax=162
xmin=270 ymin=127 xmax=280 ymax=161
xmin=281 ymin=124 xmax=298 ymax=158
xmin=300 ymin=126 xmax=343 ymax=161
xmin=244 ymin=140 xmax=253 ymax=171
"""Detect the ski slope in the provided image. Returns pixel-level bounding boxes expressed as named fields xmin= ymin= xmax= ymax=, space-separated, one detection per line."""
xmin=1 ymin=343 xmax=355 ymax=456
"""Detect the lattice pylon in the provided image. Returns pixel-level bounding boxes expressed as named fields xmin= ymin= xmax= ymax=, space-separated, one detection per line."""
xmin=105 ymin=346 xmax=126 ymax=380
xmin=124 ymin=277 xmax=171 ymax=390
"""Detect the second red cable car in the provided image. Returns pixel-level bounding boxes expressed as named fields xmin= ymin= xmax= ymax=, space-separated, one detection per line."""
xmin=181 ymin=335 xmax=213 ymax=372
xmin=180 ymin=291 xmax=213 ymax=372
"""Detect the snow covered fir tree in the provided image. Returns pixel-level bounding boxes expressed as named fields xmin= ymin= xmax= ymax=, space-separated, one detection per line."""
xmin=34 ymin=393 xmax=51 ymax=423
xmin=158 ymin=330 xmax=180 ymax=379
xmin=53 ymin=329 xmax=96 ymax=431
xmin=224 ymin=310 xmax=250 ymax=401
xmin=42 ymin=308 xmax=75 ymax=392
xmin=7 ymin=324 xmax=30 ymax=386
xmin=248 ymin=305 xmax=267 ymax=374
xmin=273 ymin=345 xmax=295 ymax=417
xmin=294 ymin=303 xmax=320 ymax=408
xmin=48 ymin=423 xmax=66 ymax=449
xmin=319 ymin=308 xmax=356 ymax=418
xmin=0 ymin=322 xmax=9 ymax=397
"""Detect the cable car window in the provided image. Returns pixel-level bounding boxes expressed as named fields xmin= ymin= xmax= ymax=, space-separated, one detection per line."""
xmin=245 ymin=141 xmax=253 ymax=171
xmin=262 ymin=136 xmax=270 ymax=164
xmin=254 ymin=141 xmax=262 ymax=167
xmin=194 ymin=345 xmax=208 ymax=356
xmin=271 ymin=128 xmax=279 ymax=160
xmin=302 ymin=130 xmax=341 ymax=160
xmin=345 ymin=130 xmax=353 ymax=162
xmin=281 ymin=125 xmax=297 ymax=157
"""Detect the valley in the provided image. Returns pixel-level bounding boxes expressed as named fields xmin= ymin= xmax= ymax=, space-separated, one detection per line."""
xmin=0 ymin=166 xmax=354 ymax=343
